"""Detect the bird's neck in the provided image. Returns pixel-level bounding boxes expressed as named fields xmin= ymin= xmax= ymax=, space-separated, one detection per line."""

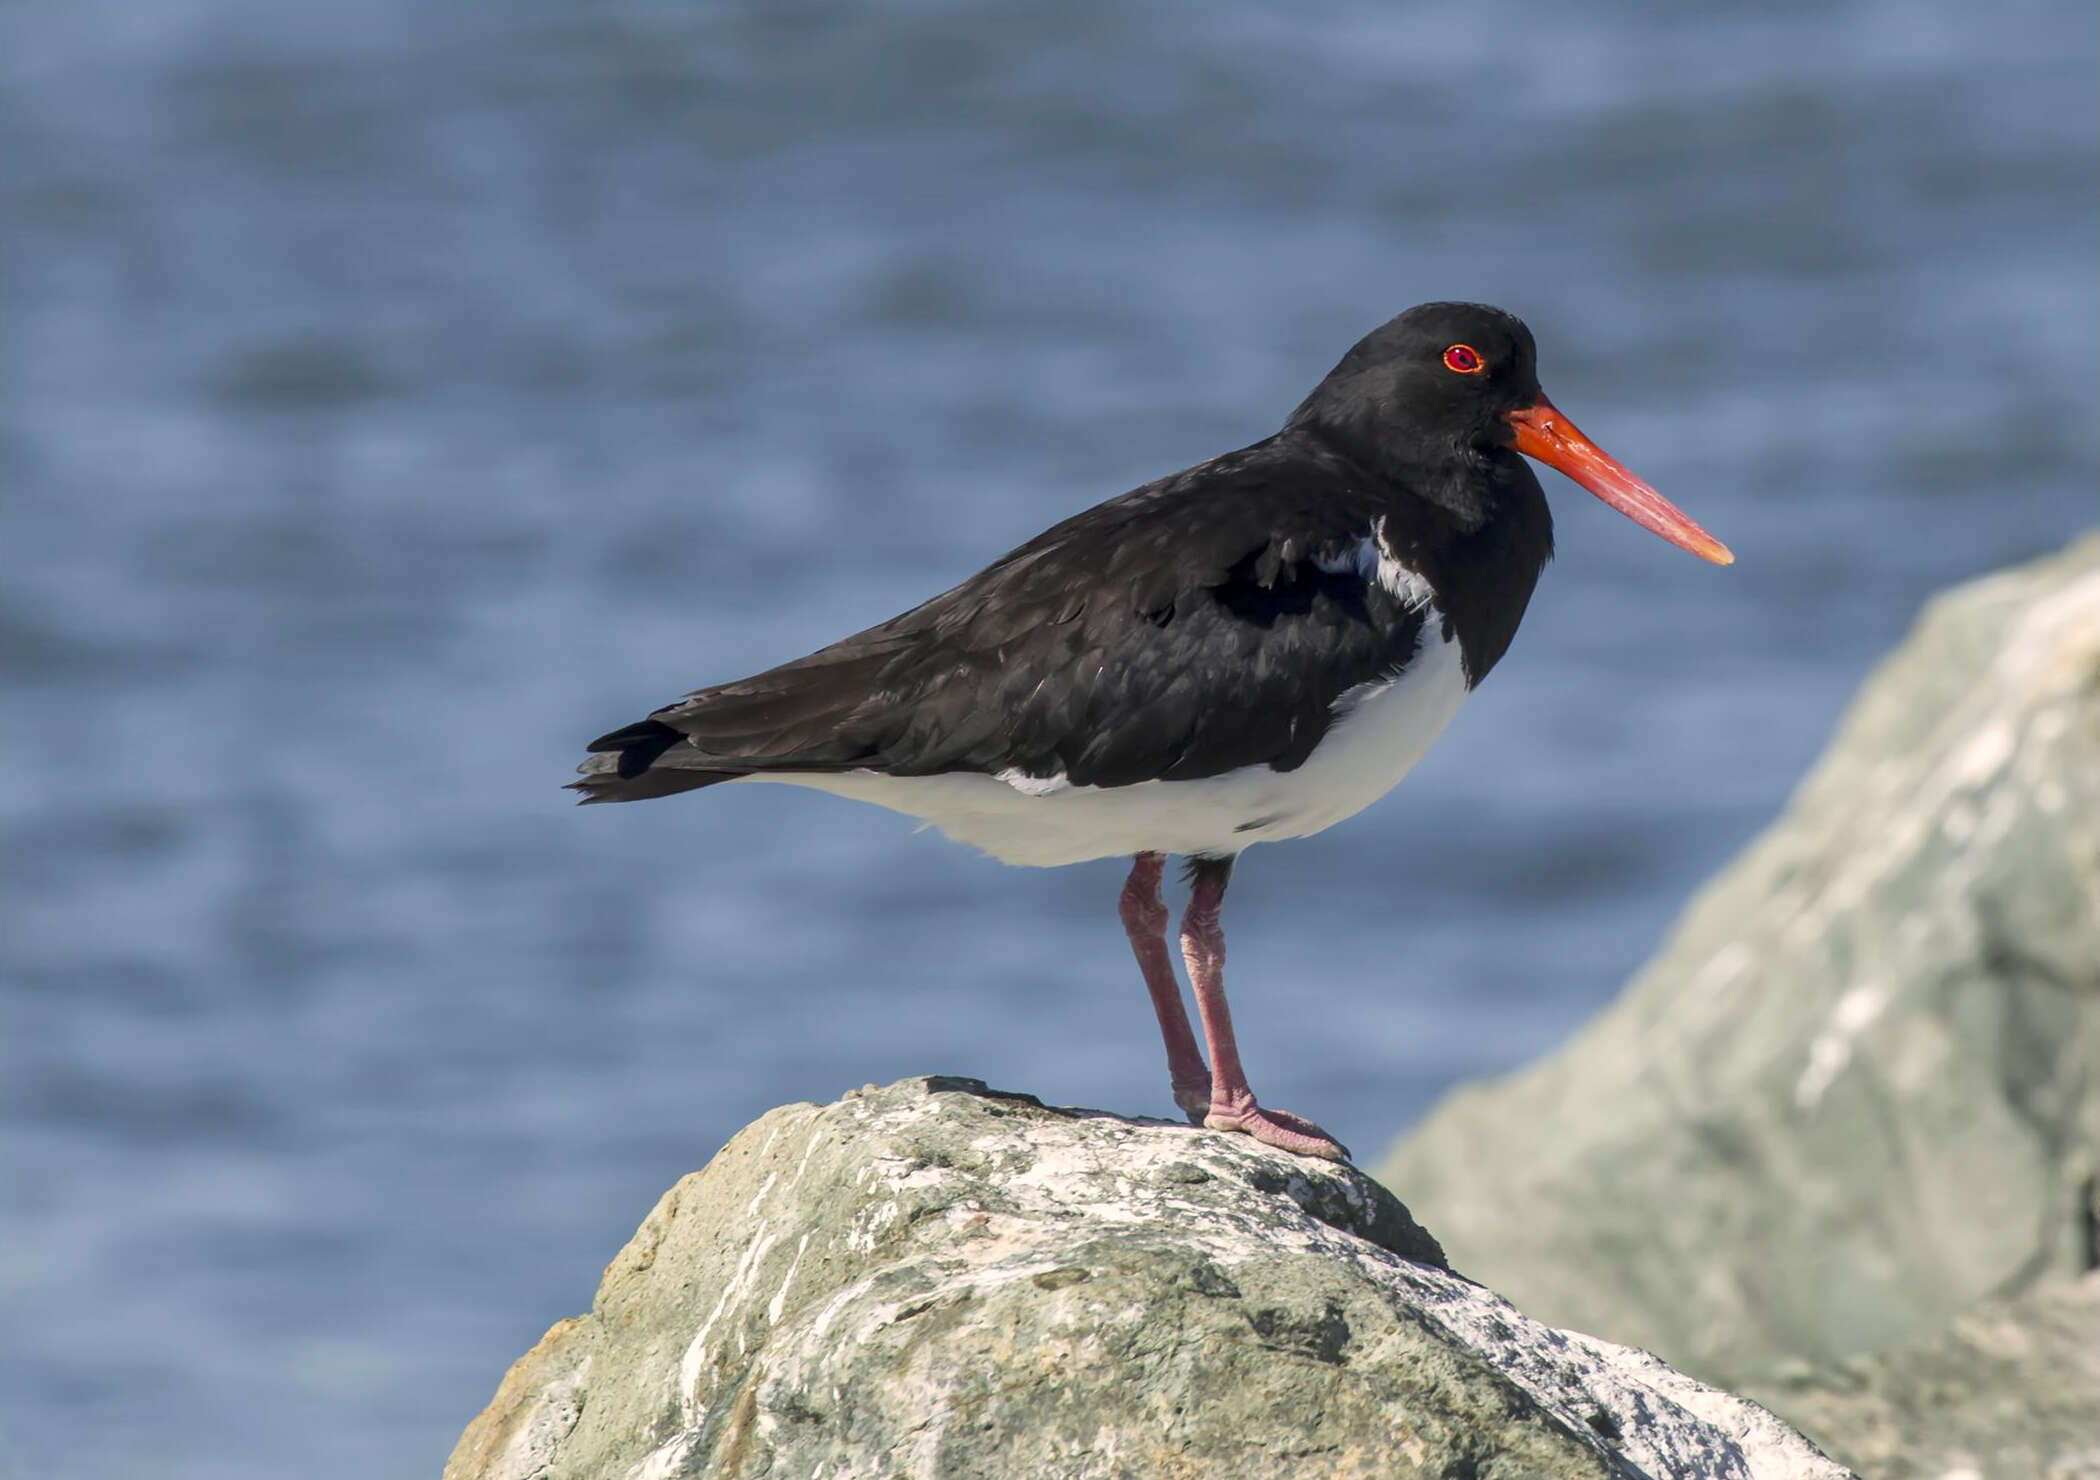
xmin=1410 ymin=465 xmax=1554 ymax=686
xmin=1299 ymin=423 xmax=1556 ymax=685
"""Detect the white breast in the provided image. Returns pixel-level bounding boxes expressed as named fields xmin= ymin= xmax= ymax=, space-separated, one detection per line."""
xmin=742 ymin=622 xmax=1470 ymax=868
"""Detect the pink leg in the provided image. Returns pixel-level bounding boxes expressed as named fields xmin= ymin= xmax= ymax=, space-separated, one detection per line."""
xmin=1179 ymin=856 xmax=1350 ymax=1161
xmin=1120 ymin=853 xmax=1212 ymax=1123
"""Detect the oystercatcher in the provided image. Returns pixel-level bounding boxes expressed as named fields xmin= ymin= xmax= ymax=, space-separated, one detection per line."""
xmin=573 ymin=302 xmax=1731 ymax=1160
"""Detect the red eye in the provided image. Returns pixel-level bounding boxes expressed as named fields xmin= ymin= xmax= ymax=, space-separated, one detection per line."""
xmin=1442 ymin=344 xmax=1485 ymax=374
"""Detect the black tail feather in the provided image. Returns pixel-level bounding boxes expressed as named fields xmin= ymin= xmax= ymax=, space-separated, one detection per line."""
xmin=571 ymin=718 xmax=740 ymax=803
xmin=584 ymin=718 xmax=686 ymax=779
xmin=567 ymin=765 xmax=729 ymax=804
xmin=574 ymin=648 xmax=892 ymax=804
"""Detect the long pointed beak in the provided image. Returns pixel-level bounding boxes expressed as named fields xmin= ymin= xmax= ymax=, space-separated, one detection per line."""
xmin=1506 ymin=396 xmax=1734 ymax=566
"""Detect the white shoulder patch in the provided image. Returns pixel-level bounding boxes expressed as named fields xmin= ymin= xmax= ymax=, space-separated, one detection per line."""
xmin=1313 ymin=516 xmax=1435 ymax=609
xmin=995 ymin=768 xmax=1072 ymax=798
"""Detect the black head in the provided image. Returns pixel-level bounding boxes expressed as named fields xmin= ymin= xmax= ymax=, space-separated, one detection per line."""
xmin=1289 ymin=301 xmax=1733 ymax=564
xmin=1288 ymin=302 xmax=1542 ymax=461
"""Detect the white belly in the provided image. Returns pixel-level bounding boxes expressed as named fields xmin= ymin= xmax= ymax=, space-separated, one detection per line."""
xmin=740 ymin=629 xmax=1470 ymax=867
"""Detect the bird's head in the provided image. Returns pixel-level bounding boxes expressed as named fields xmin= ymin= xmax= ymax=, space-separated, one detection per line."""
xmin=1291 ymin=301 xmax=1733 ymax=565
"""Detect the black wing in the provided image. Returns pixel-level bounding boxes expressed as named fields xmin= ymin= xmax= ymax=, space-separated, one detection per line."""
xmin=572 ymin=433 xmax=1433 ymax=801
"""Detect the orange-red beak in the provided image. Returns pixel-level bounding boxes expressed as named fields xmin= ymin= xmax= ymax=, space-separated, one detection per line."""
xmin=1506 ymin=397 xmax=1733 ymax=566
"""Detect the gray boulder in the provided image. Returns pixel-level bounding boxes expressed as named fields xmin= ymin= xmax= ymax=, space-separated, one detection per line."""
xmin=1376 ymin=538 xmax=2100 ymax=1381
xmin=1745 ymin=1272 xmax=2100 ymax=1480
xmin=447 ymin=1076 xmax=1847 ymax=1480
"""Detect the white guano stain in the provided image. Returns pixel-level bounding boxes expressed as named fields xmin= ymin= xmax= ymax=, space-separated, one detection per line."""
xmin=767 ymin=1232 xmax=811 ymax=1326
xmin=1794 ymin=980 xmax=1893 ymax=1111
xmin=620 ymin=1430 xmax=697 ymax=1480
xmin=677 ymin=1221 xmax=779 ymax=1417
xmin=1689 ymin=942 xmax=1754 ymax=1002
xmin=490 ymin=1352 xmax=592 ymax=1480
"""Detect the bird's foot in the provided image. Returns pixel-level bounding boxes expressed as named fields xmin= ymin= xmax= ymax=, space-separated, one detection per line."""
xmin=1204 ymin=1093 xmax=1351 ymax=1161
xmin=1171 ymin=1077 xmax=1212 ymax=1127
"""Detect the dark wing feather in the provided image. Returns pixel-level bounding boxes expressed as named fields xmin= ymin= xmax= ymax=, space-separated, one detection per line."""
xmin=571 ymin=433 xmax=1431 ymax=801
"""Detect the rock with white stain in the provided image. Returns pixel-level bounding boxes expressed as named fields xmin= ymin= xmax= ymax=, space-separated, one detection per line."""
xmin=445 ymin=1076 xmax=1849 ymax=1480
xmin=1376 ymin=534 xmax=2100 ymax=1391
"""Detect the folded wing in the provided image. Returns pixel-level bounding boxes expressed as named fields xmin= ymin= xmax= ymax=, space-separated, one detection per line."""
xmin=571 ymin=437 xmax=1435 ymax=803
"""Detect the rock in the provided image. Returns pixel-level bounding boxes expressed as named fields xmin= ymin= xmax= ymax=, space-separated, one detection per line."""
xmin=447 ymin=1076 xmax=1849 ymax=1480
xmin=1375 ymin=536 xmax=2100 ymax=1384
xmin=1743 ymin=1272 xmax=2100 ymax=1480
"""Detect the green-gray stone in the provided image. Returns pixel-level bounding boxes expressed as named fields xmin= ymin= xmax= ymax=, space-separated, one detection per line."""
xmin=447 ymin=1077 xmax=1847 ymax=1480
xmin=1744 ymin=1272 xmax=2100 ymax=1480
xmin=1376 ymin=534 xmax=2100 ymax=1472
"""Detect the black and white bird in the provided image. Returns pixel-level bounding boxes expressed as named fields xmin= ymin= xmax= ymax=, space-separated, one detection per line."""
xmin=573 ymin=302 xmax=1732 ymax=1160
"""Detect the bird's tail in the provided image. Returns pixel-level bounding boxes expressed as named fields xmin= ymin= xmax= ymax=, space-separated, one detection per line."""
xmin=568 ymin=719 xmax=741 ymax=803
xmin=568 ymin=646 xmax=899 ymax=803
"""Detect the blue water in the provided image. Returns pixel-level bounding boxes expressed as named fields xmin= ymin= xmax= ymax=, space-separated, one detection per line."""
xmin=4 ymin=4 xmax=2094 ymax=1474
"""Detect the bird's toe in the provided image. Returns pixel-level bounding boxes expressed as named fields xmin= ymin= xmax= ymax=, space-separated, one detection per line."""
xmin=1205 ymin=1102 xmax=1351 ymax=1161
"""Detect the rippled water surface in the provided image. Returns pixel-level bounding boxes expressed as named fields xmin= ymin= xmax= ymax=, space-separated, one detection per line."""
xmin=4 ymin=4 xmax=2095 ymax=1474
